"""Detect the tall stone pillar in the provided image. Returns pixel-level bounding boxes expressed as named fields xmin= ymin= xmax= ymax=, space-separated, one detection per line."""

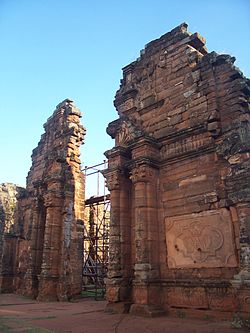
xmin=103 ymin=148 xmax=132 ymax=313
xmin=20 ymin=195 xmax=46 ymax=298
xmin=105 ymin=169 xmax=123 ymax=283
xmin=232 ymin=203 xmax=250 ymax=287
xmin=129 ymin=162 xmax=161 ymax=315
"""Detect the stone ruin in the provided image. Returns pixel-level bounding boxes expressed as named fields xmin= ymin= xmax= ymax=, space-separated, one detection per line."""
xmin=103 ymin=23 xmax=250 ymax=318
xmin=0 ymin=99 xmax=86 ymax=300
xmin=0 ymin=183 xmax=25 ymax=292
xmin=0 ymin=23 xmax=249 ymax=319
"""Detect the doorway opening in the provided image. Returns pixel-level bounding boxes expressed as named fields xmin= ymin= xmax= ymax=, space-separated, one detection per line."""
xmin=82 ymin=161 xmax=110 ymax=299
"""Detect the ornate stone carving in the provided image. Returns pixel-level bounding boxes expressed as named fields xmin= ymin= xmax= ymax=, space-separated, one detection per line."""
xmin=116 ymin=120 xmax=136 ymax=146
xmin=104 ymin=170 xmax=122 ymax=191
xmin=165 ymin=209 xmax=237 ymax=268
xmin=130 ymin=164 xmax=155 ymax=183
xmin=160 ymin=132 xmax=214 ymax=160
xmin=107 ymin=117 xmax=143 ymax=146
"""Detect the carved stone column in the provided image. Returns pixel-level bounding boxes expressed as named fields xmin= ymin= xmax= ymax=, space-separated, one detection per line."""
xmin=21 ymin=195 xmax=46 ymax=298
xmin=103 ymin=167 xmax=132 ymax=310
xmin=129 ymin=161 xmax=161 ymax=315
xmin=105 ymin=169 xmax=123 ymax=282
xmin=232 ymin=203 xmax=250 ymax=288
xmin=37 ymin=190 xmax=63 ymax=301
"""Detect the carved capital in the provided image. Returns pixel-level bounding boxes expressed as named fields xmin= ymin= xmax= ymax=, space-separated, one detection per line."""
xmin=103 ymin=169 xmax=123 ymax=191
xmin=130 ymin=164 xmax=155 ymax=183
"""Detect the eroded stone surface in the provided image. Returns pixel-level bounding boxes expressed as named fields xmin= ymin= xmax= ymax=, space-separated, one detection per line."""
xmin=0 ymin=183 xmax=24 ymax=233
xmin=104 ymin=23 xmax=250 ymax=317
xmin=0 ymin=99 xmax=86 ymax=300
xmin=165 ymin=209 xmax=237 ymax=268
xmin=0 ymin=183 xmax=25 ymax=292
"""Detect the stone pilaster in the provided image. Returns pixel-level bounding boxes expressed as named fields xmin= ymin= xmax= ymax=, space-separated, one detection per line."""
xmin=105 ymin=169 xmax=123 ymax=282
xmin=20 ymin=196 xmax=45 ymax=298
xmin=103 ymin=146 xmax=132 ymax=312
xmin=232 ymin=203 xmax=250 ymax=288
xmin=104 ymin=167 xmax=132 ymax=306
xmin=37 ymin=190 xmax=63 ymax=301
xmin=129 ymin=161 xmax=162 ymax=316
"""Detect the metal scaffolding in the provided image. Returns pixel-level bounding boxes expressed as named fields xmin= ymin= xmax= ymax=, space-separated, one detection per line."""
xmin=82 ymin=161 xmax=110 ymax=299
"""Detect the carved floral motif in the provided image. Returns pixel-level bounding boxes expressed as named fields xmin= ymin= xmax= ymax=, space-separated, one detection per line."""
xmin=165 ymin=209 xmax=237 ymax=268
xmin=174 ymin=222 xmax=224 ymax=263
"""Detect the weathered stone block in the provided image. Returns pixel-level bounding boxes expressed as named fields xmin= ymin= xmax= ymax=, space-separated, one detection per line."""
xmin=167 ymin=287 xmax=208 ymax=309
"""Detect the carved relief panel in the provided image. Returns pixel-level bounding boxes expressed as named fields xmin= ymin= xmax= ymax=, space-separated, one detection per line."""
xmin=115 ymin=119 xmax=143 ymax=147
xmin=165 ymin=209 xmax=237 ymax=268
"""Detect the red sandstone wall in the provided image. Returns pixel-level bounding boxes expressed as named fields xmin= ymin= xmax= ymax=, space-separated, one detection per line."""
xmin=0 ymin=236 xmax=19 ymax=292
xmin=13 ymin=99 xmax=86 ymax=301
xmin=104 ymin=23 xmax=250 ymax=318
xmin=0 ymin=183 xmax=25 ymax=293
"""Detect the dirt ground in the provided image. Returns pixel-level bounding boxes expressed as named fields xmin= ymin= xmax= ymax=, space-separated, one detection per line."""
xmin=0 ymin=294 xmax=249 ymax=333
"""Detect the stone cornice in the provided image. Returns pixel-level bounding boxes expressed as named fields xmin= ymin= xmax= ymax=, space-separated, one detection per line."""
xmin=158 ymin=124 xmax=206 ymax=143
xmin=160 ymin=131 xmax=215 ymax=162
xmin=126 ymin=157 xmax=160 ymax=171
xmin=104 ymin=146 xmax=130 ymax=160
xmin=160 ymin=144 xmax=216 ymax=166
xmin=129 ymin=135 xmax=161 ymax=150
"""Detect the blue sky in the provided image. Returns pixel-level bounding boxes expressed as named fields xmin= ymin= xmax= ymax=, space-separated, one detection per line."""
xmin=0 ymin=0 xmax=249 ymax=195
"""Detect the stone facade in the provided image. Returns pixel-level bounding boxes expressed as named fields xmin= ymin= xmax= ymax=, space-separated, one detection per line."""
xmin=0 ymin=99 xmax=86 ymax=300
xmin=0 ymin=183 xmax=24 ymax=233
xmin=103 ymin=24 xmax=250 ymax=318
xmin=0 ymin=183 xmax=24 ymax=292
